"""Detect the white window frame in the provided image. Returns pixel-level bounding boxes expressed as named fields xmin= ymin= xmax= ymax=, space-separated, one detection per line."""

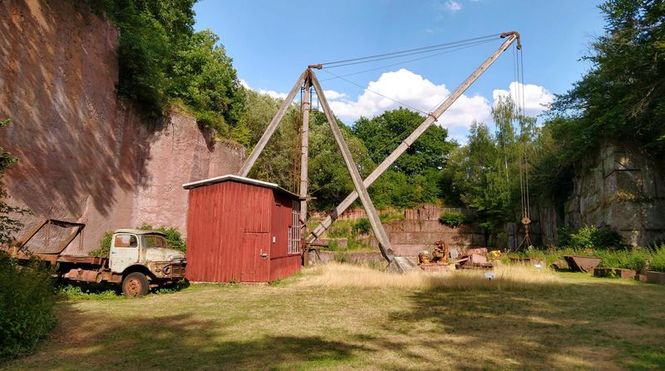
xmin=288 ymin=201 xmax=301 ymax=254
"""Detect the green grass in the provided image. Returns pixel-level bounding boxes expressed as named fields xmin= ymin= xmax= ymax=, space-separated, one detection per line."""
xmin=508 ymin=245 xmax=665 ymax=272
xmin=3 ymin=267 xmax=665 ymax=370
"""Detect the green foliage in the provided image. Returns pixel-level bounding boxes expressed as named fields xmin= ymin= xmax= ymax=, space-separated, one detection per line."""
xmin=553 ymin=0 xmax=665 ymax=157
xmin=534 ymin=0 xmax=665 ymax=204
xmin=354 ymin=108 xmax=454 ymax=176
xmin=567 ymin=225 xmax=623 ymax=249
xmin=89 ymin=231 xmax=113 ymax=258
xmin=0 ymin=119 xmax=27 ymax=244
xmin=138 ymin=224 xmax=186 ymax=252
xmin=85 ymin=1 xmax=244 ymax=136
xmin=246 ymin=96 xmax=306 ymax=192
xmin=168 ymin=29 xmax=245 ymax=134
xmin=90 ymin=226 xmax=185 ymax=257
xmin=307 ymin=111 xmax=376 ymax=210
xmin=58 ymin=285 xmax=121 ymax=300
xmin=441 ymin=97 xmax=535 ymax=236
xmin=352 ymin=218 xmax=371 ymax=235
xmin=0 ymin=253 xmax=56 ymax=361
xmin=354 ymin=109 xmax=455 ymax=208
xmin=439 ymin=211 xmax=465 ymax=228
xmin=326 ymin=220 xmax=354 ymax=239
xmin=595 ymin=249 xmax=651 ymax=272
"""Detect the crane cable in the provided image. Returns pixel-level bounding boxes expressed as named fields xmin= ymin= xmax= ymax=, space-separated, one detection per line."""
xmin=319 ymin=34 xmax=499 ymax=68
xmin=515 ymin=43 xmax=532 ymax=249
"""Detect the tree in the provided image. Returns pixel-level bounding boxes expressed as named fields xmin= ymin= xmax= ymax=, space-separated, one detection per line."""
xmin=441 ymin=96 xmax=535 ymax=237
xmin=169 ymin=30 xmax=245 ymax=135
xmin=86 ymin=0 xmax=197 ymax=115
xmin=0 ymin=119 xmax=27 ymax=244
xmin=553 ymin=0 xmax=665 ymax=157
xmin=353 ymin=108 xmax=454 ymax=176
xmin=84 ymin=0 xmax=246 ymax=138
xmin=308 ymin=111 xmax=375 ymax=210
xmin=353 ymin=108 xmax=456 ymax=208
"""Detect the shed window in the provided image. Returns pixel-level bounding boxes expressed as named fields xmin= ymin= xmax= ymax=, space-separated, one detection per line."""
xmin=288 ymin=201 xmax=301 ymax=254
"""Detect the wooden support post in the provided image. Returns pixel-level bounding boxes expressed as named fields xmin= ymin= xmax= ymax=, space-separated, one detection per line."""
xmin=308 ymin=33 xmax=520 ymax=243
xmin=238 ymin=69 xmax=308 ymax=177
xmin=310 ymin=72 xmax=395 ymax=262
xmin=299 ymin=72 xmax=312 ymax=222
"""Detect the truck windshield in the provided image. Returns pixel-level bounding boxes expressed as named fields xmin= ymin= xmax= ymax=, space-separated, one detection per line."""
xmin=142 ymin=235 xmax=167 ymax=248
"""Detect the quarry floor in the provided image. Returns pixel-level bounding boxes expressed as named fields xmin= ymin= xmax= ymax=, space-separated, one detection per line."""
xmin=4 ymin=265 xmax=665 ymax=370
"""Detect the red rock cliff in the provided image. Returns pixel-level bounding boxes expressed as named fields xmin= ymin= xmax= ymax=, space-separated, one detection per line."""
xmin=0 ymin=0 xmax=244 ymax=254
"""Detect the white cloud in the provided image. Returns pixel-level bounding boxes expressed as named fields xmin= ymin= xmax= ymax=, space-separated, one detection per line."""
xmin=325 ymin=68 xmax=491 ymax=133
xmin=323 ymin=90 xmax=347 ymax=100
xmin=239 ymin=79 xmax=288 ymax=100
xmin=492 ymin=82 xmax=554 ymax=116
xmin=443 ymin=0 xmax=462 ymax=13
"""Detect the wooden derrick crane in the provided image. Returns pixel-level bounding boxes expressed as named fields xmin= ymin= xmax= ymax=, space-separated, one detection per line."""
xmin=238 ymin=32 xmax=522 ymax=272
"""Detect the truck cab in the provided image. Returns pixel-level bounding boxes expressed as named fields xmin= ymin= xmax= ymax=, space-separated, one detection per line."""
xmin=110 ymin=229 xmax=187 ymax=296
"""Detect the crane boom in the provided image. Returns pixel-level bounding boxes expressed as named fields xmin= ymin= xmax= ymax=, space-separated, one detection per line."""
xmin=307 ymin=32 xmax=521 ymax=244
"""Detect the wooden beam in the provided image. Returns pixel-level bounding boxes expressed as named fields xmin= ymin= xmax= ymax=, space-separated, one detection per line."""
xmin=310 ymin=72 xmax=395 ymax=262
xmin=308 ymin=33 xmax=520 ymax=243
xmin=299 ymin=74 xmax=312 ymax=222
xmin=238 ymin=69 xmax=308 ymax=177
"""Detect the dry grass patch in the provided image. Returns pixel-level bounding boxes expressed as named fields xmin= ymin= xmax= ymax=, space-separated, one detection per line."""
xmin=4 ymin=264 xmax=665 ymax=370
xmin=298 ymin=262 xmax=561 ymax=290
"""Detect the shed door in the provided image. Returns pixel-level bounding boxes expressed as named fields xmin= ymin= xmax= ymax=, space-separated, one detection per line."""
xmin=241 ymin=232 xmax=270 ymax=282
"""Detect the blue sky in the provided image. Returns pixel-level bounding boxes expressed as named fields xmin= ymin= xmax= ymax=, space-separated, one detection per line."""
xmin=194 ymin=0 xmax=605 ymax=142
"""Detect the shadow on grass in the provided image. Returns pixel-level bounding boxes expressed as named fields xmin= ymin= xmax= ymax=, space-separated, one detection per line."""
xmin=376 ymin=279 xmax=665 ymax=369
xmin=8 ymin=306 xmax=368 ymax=370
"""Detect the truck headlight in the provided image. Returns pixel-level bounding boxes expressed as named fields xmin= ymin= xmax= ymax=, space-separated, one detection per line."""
xmin=163 ymin=265 xmax=171 ymax=274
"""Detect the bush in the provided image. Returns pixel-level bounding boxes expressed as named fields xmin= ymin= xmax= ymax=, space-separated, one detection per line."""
xmin=568 ymin=225 xmax=623 ymax=249
xmin=90 ymin=226 xmax=186 ymax=258
xmin=0 ymin=252 xmax=56 ymax=361
xmin=89 ymin=231 xmax=113 ymax=258
xmin=650 ymin=245 xmax=665 ymax=272
xmin=439 ymin=211 xmax=465 ymax=228
xmin=352 ymin=218 xmax=371 ymax=235
xmin=138 ymin=225 xmax=186 ymax=252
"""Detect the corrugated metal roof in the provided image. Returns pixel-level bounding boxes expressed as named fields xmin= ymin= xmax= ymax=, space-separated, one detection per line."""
xmin=182 ymin=174 xmax=300 ymax=199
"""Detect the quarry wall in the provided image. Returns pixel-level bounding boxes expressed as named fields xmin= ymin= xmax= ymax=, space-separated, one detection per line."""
xmin=565 ymin=143 xmax=665 ymax=246
xmin=0 ymin=0 xmax=244 ymax=254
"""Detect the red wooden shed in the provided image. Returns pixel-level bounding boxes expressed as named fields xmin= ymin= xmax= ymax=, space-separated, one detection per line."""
xmin=182 ymin=175 xmax=302 ymax=282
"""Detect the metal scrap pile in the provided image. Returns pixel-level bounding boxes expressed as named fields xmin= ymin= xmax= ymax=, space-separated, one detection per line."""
xmin=418 ymin=243 xmax=497 ymax=272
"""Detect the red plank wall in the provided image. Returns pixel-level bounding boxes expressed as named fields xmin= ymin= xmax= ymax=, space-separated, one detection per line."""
xmin=185 ymin=180 xmax=300 ymax=283
xmin=186 ymin=181 xmax=272 ymax=282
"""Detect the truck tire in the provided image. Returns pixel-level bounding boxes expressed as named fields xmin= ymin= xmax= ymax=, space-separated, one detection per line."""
xmin=122 ymin=272 xmax=149 ymax=297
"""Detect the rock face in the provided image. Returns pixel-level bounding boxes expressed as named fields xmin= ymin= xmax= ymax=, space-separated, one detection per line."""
xmin=565 ymin=143 xmax=665 ymax=246
xmin=0 ymin=0 xmax=244 ymax=254
xmin=383 ymin=205 xmax=485 ymax=256
xmin=318 ymin=204 xmax=486 ymax=257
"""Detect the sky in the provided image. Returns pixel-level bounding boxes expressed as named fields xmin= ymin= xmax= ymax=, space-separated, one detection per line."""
xmin=194 ymin=0 xmax=606 ymax=142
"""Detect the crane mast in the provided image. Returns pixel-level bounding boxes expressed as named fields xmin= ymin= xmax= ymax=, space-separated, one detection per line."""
xmin=307 ymin=32 xmax=521 ymax=244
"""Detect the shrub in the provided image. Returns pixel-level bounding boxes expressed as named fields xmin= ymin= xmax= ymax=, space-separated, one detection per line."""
xmin=326 ymin=221 xmax=353 ymax=239
xmin=596 ymin=249 xmax=650 ymax=272
xmin=90 ymin=226 xmax=186 ymax=257
xmin=138 ymin=224 xmax=186 ymax=252
xmin=89 ymin=231 xmax=113 ymax=258
xmin=568 ymin=225 xmax=623 ymax=249
xmin=0 ymin=252 xmax=56 ymax=361
xmin=650 ymin=245 xmax=665 ymax=272
xmin=439 ymin=211 xmax=465 ymax=228
xmin=352 ymin=218 xmax=371 ymax=235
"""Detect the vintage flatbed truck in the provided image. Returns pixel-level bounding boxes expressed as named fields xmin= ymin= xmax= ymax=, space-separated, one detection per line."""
xmin=5 ymin=219 xmax=186 ymax=296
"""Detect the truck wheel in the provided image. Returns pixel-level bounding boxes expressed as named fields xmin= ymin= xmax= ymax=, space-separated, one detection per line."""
xmin=122 ymin=272 xmax=149 ymax=297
